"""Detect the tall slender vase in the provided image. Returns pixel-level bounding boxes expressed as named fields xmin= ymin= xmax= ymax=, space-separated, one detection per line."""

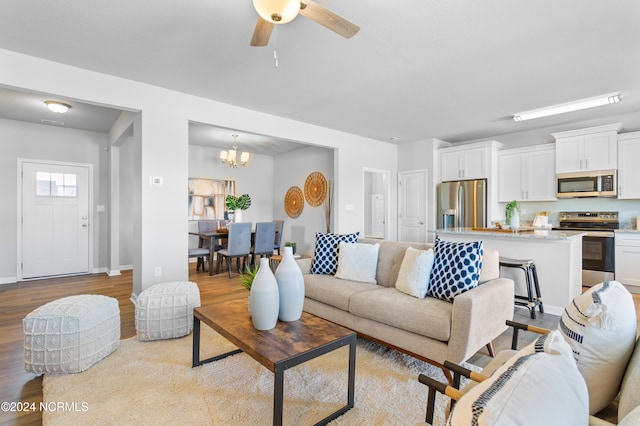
xmin=249 ymin=258 xmax=279 ymax=330
xmin=275 ymin=246 xmax=305 ymax=321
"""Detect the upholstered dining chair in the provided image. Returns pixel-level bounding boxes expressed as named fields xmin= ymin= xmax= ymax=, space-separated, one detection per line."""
xmin=251 ymin=221 xmax=277 ymax=267
xmin=216 ymin=222 xmax=252 ymax=278
xmin=195 ymin=220 xmax=227 ymax=269
xmin=273 ymin=220 xmax=284 ymax=255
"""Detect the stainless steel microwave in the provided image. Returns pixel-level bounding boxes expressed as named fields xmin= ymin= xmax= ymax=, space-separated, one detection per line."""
xmin=556 ymin=169 xmax=617 ymax=198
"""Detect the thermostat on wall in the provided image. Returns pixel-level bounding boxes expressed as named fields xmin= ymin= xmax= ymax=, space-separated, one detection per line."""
xmin=150 ymin=176 xmax=163 ymax=186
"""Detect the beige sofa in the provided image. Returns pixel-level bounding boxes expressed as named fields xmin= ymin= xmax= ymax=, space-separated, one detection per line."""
xmin=297 ymin=238 xmax=515 ymax=369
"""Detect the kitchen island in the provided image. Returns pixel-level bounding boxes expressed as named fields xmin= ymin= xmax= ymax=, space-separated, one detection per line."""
xmin=433 ymin=228 xmax=585 ymax=316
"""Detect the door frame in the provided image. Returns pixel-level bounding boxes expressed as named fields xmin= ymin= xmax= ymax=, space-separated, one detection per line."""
xmin=17 ymin=158 xmax=94 ymax=281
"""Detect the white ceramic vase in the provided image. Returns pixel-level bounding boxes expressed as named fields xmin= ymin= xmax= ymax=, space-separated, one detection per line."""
xmin=234 ymin=209 xmax=243 ymax=222
xmin=249 ymin=258 xmax=280 ymax=330
xmin=509 ymin=211 xmax=520 ymax=230
xmin=275 ymin=246 xmax=305 ymax=321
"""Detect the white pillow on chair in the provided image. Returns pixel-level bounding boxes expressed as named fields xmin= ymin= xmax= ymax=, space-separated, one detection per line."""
xmin=558 ymin=280 xmax=637 ymax=414
xmin=448 ymin=330 xmax=589 ymax=426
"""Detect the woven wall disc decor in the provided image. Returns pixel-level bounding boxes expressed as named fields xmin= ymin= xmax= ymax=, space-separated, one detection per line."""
xmin=304 ymin=171 xmax=327 ymax=207
xmin=284 ymin=186 xmax=304 ymax=218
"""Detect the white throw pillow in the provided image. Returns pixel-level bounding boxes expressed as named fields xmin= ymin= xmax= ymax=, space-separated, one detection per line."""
xmin=558 ymin=280 xmax=637 ymax=414
xmin=394 ymin=247 xmax=435 ymax=298
xmin=448 ymin=330 xmax=589 ymax=426
xmin=335 ymin=242 xmax=379 ymax=284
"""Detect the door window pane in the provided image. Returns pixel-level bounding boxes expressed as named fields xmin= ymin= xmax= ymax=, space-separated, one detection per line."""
xmin=35 ymin=172 xmax=77 ymax=197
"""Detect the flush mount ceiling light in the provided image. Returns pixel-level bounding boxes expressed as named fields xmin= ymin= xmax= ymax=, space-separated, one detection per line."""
xmin=219 ymin=134 xmax=250 ymax=168
xmin=44 ymin=100 xmax=72 ymax=114
xmin=513 ymin=93 xmax=621 ymax=122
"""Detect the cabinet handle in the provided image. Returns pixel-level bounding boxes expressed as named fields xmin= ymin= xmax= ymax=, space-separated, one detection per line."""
xmin=579 ymin=159 xmax=583 ymax=169
xmin=585 ymin=159 xmax=588 ymax=169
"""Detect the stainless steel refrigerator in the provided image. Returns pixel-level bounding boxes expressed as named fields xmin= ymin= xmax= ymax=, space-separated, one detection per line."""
xmin=437 ymin=179 xmax=487 ymax=229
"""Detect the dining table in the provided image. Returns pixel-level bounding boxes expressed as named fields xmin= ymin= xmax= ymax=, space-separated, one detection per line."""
xmin=189 ymin=229 xmax=280 ymax=276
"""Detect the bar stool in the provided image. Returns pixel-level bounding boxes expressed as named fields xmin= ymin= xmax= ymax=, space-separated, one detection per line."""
xmin=499 ymin=257 xmax=544 ymax=319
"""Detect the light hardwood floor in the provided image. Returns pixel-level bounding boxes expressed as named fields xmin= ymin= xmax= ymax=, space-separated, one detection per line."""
xmin=1 ymin=266 xmax=638 ymax=425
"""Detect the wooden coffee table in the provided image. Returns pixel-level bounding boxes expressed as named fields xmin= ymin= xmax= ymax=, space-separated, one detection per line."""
xmin=192 ymin=299 xmax=357 ymax=426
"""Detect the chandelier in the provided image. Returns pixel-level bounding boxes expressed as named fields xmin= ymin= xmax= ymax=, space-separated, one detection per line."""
xmin=220 ymin=134 xmax=250 ymax=168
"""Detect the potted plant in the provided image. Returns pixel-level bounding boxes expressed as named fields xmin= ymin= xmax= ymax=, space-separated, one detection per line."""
xmin=284 ymin=241 xmax=297 ymax=255
xmin=225 ymin=194 xmax=251 ymax=222
xmin=505 ymin=200 xmax=521 ymax=230
xmin=239 ymin=264 xmax=258 ymax=291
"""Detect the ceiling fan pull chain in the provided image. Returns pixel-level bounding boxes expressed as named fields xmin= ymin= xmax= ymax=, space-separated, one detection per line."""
xmin=273 ymin=26 xmax=279 ymax=68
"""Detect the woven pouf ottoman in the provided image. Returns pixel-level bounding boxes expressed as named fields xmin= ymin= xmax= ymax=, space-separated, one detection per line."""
xmin=23 ymin=294 xmax=120 ymax=374
xmin=135 ymin=281 xmax=201 ymax=341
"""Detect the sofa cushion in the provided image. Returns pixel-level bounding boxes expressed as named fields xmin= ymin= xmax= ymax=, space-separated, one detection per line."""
xmin=394 ymin=247 xmax=435 ymax=298
xmin=428 ymin=238 xmax=483 ymax=302
xmin=311 ymin=232 xmax=359 ymax=275
xmin=335 ymin=242 xmax=379 ymax=284
xmin=558 ymin=280 xmax=637 ymax=414
xmin=303 ymin=273 xmax=379 ymax=311
xmin=349 ymin=287 xmax=452 ymax=341
xmin=359 ymin=238 xmax=432 ymax=288
xmin=479 ymin=247 xmax=499 ymax=283
xmin=448 ymin=330 xmax=589 ymax=426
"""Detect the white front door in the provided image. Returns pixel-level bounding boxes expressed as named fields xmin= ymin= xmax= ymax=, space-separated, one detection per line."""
xmin=398 ymin=170 xmax=427 ymax=242
xmin=20 ymin=161 xmax=91 ymax=279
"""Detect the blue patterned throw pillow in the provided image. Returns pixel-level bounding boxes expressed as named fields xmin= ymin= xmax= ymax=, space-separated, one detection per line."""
xmin=311 ymin=232 xmax=360 ymax=275
xmin=427 ymin=238 xmax=483 ymax=302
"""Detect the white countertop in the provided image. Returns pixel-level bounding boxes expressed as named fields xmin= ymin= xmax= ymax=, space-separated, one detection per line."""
xmin=432 ymin=227 xmax=585 ymax=240
xmin=615 ymin=229 xmax=640 ymax=234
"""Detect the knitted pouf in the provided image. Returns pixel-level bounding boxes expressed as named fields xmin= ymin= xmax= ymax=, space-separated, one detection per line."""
xmin=23 ymin=294 xmax=120 ymax=374
xmin=135 ymin=281 xmax=201 ymax=341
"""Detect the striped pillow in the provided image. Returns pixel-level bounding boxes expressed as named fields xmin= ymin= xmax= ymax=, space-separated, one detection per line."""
xmin=448 ymin=331 xmax=588 ymax=426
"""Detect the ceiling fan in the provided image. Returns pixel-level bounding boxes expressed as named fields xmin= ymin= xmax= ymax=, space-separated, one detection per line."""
xmin=250 ymin=0 xmax=360 ymax=47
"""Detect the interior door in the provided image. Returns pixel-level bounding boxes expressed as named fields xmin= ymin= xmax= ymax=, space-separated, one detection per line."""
xmin=398 ymin=170 xmax=427 ymax=242
xmin=21 ymin=161 xmax=91 ymax=279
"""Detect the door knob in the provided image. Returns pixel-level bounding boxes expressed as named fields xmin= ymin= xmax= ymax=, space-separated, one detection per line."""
xmin=82 ymin=224 xmax=88 ymax=228
xmin=419 ymin=222 xmax=424 ymax=225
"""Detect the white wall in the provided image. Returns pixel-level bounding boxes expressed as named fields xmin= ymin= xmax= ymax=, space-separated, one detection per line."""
xmin=273 ymin=146 xmax=333 ymax=255
xmin=0 ymin=118 xmax=108 ymax=282
xmin=0 ymin=48 xmax=396 ymax=293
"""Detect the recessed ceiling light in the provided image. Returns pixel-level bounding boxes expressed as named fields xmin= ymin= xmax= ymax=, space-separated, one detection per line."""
xmin=513 ymin=93 xmax=621 ymax=122
xmin=388 ymin=136 xmax=401 ymax=141
xmin=44 ymin=100 xmax=71 ymax=114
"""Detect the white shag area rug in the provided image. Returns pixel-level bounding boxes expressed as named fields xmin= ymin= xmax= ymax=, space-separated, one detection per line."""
xmin=43 ymin=327 xmax=461 ymax=425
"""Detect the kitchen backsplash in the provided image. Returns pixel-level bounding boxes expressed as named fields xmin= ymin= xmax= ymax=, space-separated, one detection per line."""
xmin=500 ymin=198 xmax=640 ymax=229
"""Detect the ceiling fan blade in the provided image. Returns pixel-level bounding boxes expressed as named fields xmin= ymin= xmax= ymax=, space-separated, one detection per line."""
xmin=250 ymin=17 xmax=274 ymax=46
xmin=299 ymin=0 xmax=360 ymax=39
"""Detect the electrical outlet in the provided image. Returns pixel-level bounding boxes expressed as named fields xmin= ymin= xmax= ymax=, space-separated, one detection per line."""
xmin=154 ymin=267 xmax=162 ymax=277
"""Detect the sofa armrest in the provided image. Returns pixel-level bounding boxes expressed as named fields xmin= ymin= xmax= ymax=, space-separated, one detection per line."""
xmin=447 ymin=278 xmax=515 ymax=363
xmin=295 ymin=257 xmax=313 ymax=275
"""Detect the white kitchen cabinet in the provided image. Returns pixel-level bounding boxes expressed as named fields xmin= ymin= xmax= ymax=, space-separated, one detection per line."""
xmin=552 ymin=123 xmax=622 ymax=173
xmin=440 ymin=145 xmax=489 ymax=181
xmin=498 ymin=145 xmax=556 ymax=202
xmin=615 ymin=232 xmax=640 ymax=288
xmin=617 ymin=132 xmax=640 ymax=199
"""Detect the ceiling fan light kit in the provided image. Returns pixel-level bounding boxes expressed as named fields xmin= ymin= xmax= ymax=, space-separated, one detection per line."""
xmin=253 ymin=0 xmax=300 ymax=24
xmin=513 ymin=92 xmax=621 ymax=122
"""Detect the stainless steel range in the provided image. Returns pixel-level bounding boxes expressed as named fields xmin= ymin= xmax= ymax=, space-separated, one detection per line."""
xmin=555 ymin=211 xmax=618 ymax=287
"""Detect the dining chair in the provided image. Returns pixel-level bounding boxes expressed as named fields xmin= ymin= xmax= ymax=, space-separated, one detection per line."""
xmin=189 ymin=247 xmax=210 ymax=272
xmin=273 ymin=219 xmax=284 ymax=255
xmin=196 ymin=220 xmax=227 ymax=270
xmin=216 ymin=222 xmax=252 ymax=278
xmin=251 ymin=222 xmax=277 ymax=267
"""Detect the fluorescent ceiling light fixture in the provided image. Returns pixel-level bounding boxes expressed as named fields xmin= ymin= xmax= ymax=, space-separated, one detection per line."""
xmin=44 ymin=100 xmax=72 ymax=114
xmin=513 ymin=93 xmax=621 ymax=122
